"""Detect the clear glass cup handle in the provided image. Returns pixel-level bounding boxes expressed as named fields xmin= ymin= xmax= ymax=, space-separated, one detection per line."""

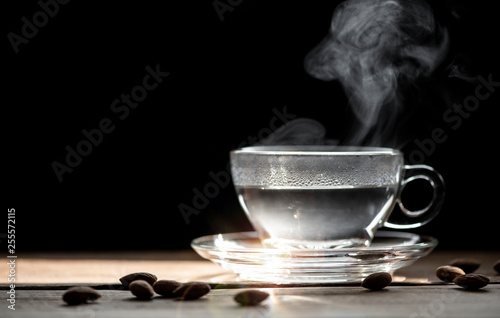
xmin=384 ymin=165 xmax=445 ymax=229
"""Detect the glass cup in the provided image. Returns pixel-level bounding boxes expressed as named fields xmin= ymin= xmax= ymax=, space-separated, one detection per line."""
xmin=230 ymin=146 xmax=445 ymax=249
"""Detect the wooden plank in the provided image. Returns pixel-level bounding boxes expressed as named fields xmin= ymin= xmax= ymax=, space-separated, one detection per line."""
xmin=15 ymin=250 xmax=204 ymax=260
xmin=1 ymin=285 xmax=499 ymax=318
xmin=1 ymin=250 xmax=498 ymax=286
xmin=0 ymin=258 xmax=233 ymax=285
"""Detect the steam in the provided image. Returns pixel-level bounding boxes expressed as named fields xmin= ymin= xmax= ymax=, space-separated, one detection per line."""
xmin=446 ymin=53 xmax=478 ymax=83
xmin=258 ymin=118 xmax=335 ymax=146
xmin=304 ymin=0 xmax=449 ymax=146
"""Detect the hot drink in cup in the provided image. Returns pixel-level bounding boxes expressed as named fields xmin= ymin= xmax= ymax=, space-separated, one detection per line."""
xmin=230 ymin=146 xmax=444 ymax=249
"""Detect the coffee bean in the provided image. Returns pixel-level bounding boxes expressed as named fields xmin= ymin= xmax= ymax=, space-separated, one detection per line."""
xmin=153 ymin=280 xmax=182 ymax=297
xmin=62 ymin=286 xmax=101 ymax=305
xmin=493 ymin=259 xmax=500 ymax=274
xmin=448 ymin=258 xmax=481 ymax=273
xmin=173 ymin=282 xmax=211 ymax=300
xmin=453 ymin=274 xmax=490 ymax=290
xmin=119 ymin=272 xmax=157 ymax=289
xmin=435 ymin=265 xmax=465 ymax=282
xmin=234 ymin=290 xmax=270 ymax=306
xmin=129 ymin=280 xmax=155 ymax=300
xmin=361 ymin=272 xmax=392 ymax=290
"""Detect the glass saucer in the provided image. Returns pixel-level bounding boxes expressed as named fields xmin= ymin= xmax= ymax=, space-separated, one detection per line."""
xmin=191 ymin=231 xmax=437 ymax=283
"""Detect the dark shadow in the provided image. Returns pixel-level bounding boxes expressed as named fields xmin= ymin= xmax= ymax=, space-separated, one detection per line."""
xmin=360 ymin=288 xmax=390 ymax=293
xmin=122 ymin=296 xmax=154 ymax=302
xmin=61 ymin=301 xmax=99 ymax=307
xmin=453 ymin=287 xmax=489 ymax=293
xmin=153 ymin=295 xmax=177 ymax=300
xmin=175 ymin=297 xmax=209 ymax=302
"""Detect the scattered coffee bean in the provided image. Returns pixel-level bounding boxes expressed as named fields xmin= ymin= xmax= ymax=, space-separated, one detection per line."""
xmin=453 ymin=274 xmax=490 ymax=290
xmin=493 ymin=259 xmax=500 ymax=274
xmin=448 ymin=258 xmax=481 ymax=273
xmin=119 ymin=272 xmax=157 ymax=289
xmin=153 ymin=280 xmax=182 ymax=297
xmin=361 ymin=272 xmax=392 ymax=290
xmin=234 ymin=290 xmax=270 ymax=306
xmin=62 ymin=286 xmax=101 ymax=305
xmin=435 ymin=265 xmax=465 ymax=282
xmin=129 ymin=280 xmax=155 ymax=300
xmin=173 ymin=282 xmax=211 ymax=300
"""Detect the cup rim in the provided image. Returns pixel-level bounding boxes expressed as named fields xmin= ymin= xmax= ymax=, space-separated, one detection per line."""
xmin=231 ymin=145 xmax=401 ymax=156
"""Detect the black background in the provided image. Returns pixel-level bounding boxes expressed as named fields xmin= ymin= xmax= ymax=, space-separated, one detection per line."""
xmin=4 ymin=0 xmax=500 ymax=252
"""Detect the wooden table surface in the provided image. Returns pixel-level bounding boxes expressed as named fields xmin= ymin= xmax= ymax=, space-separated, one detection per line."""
xmin=1 ymin=250 xmax=499 ymax=317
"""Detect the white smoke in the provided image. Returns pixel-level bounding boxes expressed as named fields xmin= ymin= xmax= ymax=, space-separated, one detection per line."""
xmin=304 ymin=0 xmax=449 ymax=146
xmin=258 ymin=118 xmax=335 ymax=146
